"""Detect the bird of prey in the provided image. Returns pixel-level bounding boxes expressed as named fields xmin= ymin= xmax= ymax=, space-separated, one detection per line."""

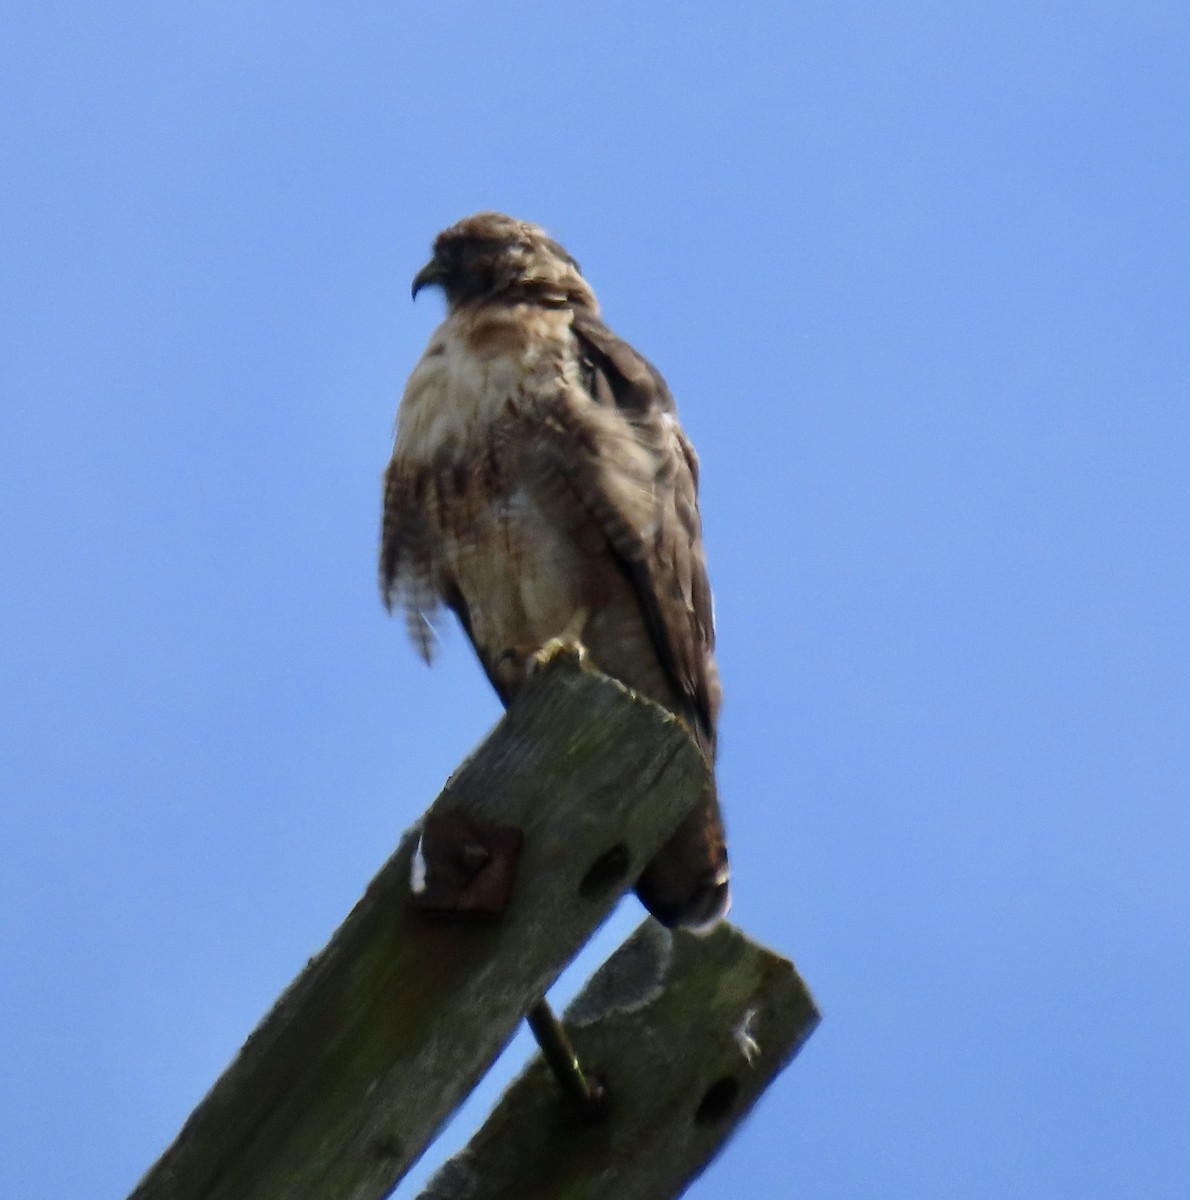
xmin=380 ymin=212 xmax=728 ymax=928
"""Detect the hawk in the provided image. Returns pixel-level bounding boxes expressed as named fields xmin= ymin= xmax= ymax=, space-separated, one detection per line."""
xmin=380 ymin=212 xmax=729 ymax=928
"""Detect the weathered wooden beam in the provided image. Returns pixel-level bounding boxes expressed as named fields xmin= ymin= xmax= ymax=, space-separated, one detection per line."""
xmin=418 ymin=919 xmax=820 ymax=1200
xmin=128 ymin=657 xmax=711 ymax=1200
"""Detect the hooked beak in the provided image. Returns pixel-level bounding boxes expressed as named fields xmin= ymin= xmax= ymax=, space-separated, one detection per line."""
xmin=411 ymin=257 xmax=444 ymax=300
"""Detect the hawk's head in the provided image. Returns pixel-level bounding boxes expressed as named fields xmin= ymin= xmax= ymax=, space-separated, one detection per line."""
xmin=412 ymin=212 xmax=597 ymax=312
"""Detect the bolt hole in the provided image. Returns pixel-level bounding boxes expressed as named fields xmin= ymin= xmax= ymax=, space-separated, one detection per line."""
xmin=579 ymin=843 xmax=631 ymax=898
xmin=694 ymin=1075 xmax=739 ymax=1125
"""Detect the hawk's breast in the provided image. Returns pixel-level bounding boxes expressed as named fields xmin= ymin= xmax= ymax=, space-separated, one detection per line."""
xmin=396 ymin=305 xmax=576 ymax=459
xmin=392 ymin=305 xmax=605 ymax=683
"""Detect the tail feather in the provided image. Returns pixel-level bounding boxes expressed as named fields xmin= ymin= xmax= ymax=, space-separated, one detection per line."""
xmin=634 ymin=780 xmax=729 ymax=930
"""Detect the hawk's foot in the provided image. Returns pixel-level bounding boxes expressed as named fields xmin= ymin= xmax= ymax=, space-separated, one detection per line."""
xmin=529 ymin=637 xmax=588 ymax=673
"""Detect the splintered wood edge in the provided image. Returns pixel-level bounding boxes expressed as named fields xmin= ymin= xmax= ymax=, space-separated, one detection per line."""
xmin=419 ymin=919 xmax=821 ymax=1200
xmin=127 ymin=660 xmax=712 ymax=1200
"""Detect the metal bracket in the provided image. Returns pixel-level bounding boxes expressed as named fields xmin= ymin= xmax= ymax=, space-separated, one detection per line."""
xmin=407 ymin=815 xmax=523 ymax=917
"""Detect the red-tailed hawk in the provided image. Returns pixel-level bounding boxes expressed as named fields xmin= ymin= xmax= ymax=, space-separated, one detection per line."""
xmin=380 ymin=212 xmax=729 ymax=928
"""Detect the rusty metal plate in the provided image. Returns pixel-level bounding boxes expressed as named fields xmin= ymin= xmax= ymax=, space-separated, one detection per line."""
xmin=407 ymin=815 xmax=524 ymax=917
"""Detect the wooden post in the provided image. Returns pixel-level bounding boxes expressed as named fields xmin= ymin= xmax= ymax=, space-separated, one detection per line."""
xmin=128 ymin=658 xmax=710 ymax=1200
xmin=418 ymin=919 xmax=820 ymax=1200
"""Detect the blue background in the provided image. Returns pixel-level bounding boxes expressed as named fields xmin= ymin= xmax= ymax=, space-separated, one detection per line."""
xmin=3 ymin=3 xmax=1188 ymax=1196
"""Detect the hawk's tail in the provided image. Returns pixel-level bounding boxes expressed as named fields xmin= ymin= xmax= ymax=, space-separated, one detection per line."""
xmin=634 ymin=780 xmax=730 ymax=931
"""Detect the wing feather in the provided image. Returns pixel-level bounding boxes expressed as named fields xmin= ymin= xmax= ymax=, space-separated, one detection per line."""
xmin=563 ymin=313 xmax=721 ymax=757
xmin=380 ymin=457 xmax=444 ymax=663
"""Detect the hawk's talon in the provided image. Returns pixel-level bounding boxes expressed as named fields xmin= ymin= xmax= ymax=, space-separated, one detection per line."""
xmin=529 ymin=637 xmax=588 ymax=673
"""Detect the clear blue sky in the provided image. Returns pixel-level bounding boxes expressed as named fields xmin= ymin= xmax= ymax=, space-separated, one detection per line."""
xmin=3 ymin=3 xmax=1188 ymax=1197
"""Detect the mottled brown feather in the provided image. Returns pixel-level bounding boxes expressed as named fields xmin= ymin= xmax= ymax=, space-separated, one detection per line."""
xmin=570 ymin=313 xmax=721 ymax=758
